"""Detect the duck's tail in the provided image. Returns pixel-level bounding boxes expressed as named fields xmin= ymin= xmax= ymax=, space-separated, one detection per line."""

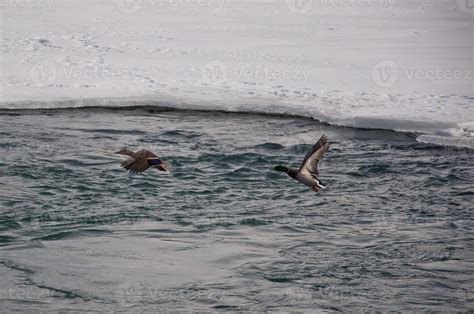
xmin=148 ymin=158 xmax=169 ymax=172
xmin=316 ymin=179 xmax=326 ymax=189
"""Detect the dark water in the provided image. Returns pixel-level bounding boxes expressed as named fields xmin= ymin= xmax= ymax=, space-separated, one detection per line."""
xmin=0 ymin=107 xmax=472 ymax=312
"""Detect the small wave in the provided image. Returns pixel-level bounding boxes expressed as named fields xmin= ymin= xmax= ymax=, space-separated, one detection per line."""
xmin=32 ymin=229 xmax=111 ymax=241
xmin=239 ymin=218 xmax=268 ymax=226
xmin=160 ymin=130 xmax=201 ymax=139
xmin=417 ymin=134 xmax=474 ymax=150
xmin=254 ymin=143 xmax=285 ymax=151
xmin=454 ymin=191 xmax=474 ymax=196
xmin=264 ymin=276 xmax=294 ymax=283
xmin=356 ymin=164 xmax=391 ymax=176
xmin=72 ymin=128 xmax=147 ymax=135
xmin=0 ymin=235 xmax=17 ymax=246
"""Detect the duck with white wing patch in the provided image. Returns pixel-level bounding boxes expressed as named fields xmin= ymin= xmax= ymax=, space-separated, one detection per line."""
xmin=274 ymin=134 xmax=330 ymax=192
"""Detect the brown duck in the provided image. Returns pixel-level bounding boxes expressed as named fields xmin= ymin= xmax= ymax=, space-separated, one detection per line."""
xmin=116 ymin=149 xmax=169 ymax=173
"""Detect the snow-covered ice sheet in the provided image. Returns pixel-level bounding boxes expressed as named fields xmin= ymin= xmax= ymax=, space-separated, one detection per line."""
xmin=0 ymin=0 xmax=472 ymax=147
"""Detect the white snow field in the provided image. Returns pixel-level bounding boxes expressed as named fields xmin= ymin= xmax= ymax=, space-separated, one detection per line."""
xmin=0 ymin=0 xmax=473 ymax=147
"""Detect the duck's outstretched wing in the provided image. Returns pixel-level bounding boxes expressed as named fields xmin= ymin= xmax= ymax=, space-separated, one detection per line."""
xmin=121 ymin=150 xmax=168 ymax=173
xmin=121 ymin=152 xmax=149 ymax=173
xmin=299 ymin=135 xmax=329 ymax=175
xmin=121 ymin=150 xmax=153 ymax=173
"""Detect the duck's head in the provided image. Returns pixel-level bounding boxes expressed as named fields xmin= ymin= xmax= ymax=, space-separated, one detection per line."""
xmin=274 ymin=165 xmax=289 ymax=172
xmin=115 ymin=148 xmax=132 ymax=155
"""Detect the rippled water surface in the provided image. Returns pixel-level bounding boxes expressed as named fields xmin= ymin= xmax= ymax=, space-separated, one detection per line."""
xmin=0 ymin=107 xmax=473 ymax=311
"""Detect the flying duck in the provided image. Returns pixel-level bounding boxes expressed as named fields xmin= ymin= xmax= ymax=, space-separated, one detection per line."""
xmin=274 ymin=134 xmax=329 ymax=192
xmin=116 ymin=149 xmax=169 ymax=173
